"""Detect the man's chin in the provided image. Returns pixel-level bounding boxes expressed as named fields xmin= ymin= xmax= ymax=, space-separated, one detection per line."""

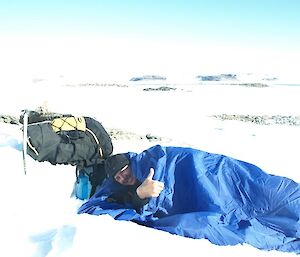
xmin=127 ymin=178 xmax=136 ymax=186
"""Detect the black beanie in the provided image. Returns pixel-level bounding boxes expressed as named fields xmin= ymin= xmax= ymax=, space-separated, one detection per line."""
xmin=104 ymin=154 xmax=129 ymax=178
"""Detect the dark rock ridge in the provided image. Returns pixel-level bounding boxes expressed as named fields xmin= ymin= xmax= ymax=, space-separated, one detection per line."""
xmin=0 ymin=109 xmax=66 ymax=126
xmin=108 ymin=128 xmax=163 ymax=142
xmin=0 ymin=107 xmax=165 ymax=142
xmin=212 ymin=114 xmax=300 ymax=126
xmin=0 ymin=115 xmax=19 ymax=125
xmin=2 ymin=111 xmax=299 ymax=128
xmin=130 ymin=75 xmax=167 ymax=81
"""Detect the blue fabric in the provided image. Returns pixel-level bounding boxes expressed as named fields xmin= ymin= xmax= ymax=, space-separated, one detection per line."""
xmin=78 ymin=145 xmax=300 ymax=254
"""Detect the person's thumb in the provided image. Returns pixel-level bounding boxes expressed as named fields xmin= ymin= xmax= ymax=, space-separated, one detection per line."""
xmin=146 ymin=168 xmax=154 ymax=180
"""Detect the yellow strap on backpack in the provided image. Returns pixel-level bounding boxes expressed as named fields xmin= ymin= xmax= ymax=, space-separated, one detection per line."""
xmin=51 ymin=116 xmax=86 ymax=132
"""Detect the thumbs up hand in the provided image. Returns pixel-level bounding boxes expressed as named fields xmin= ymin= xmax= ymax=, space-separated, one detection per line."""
xmin=136 ymin=168 xmax=164 ymax=199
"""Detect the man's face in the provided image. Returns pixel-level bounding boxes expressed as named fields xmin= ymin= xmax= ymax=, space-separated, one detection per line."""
xmin=114 ymin=165 xmax=137 ymax=185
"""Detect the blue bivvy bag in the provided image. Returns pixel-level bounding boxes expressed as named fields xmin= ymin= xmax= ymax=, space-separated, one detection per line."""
xmin=78 ymin=145 xmax=300 ymax=254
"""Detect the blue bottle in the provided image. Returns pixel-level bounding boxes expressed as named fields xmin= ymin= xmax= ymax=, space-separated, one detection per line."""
xmin=75 ymin=169 xmax=92 ymax=200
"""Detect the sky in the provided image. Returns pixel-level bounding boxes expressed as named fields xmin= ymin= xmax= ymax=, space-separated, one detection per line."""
xmin=0 ymin=0 xmax=300 ymax=82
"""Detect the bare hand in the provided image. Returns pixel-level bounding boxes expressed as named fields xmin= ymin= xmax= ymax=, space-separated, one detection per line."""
xmin=136 ymin=168 xmax=164 ymax=199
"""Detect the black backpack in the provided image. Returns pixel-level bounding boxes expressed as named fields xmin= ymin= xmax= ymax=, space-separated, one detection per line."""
xmin=22 ymin=112 xmax=113 ymax=168
xmin=21 ymin=111 xmax=113 ymax=198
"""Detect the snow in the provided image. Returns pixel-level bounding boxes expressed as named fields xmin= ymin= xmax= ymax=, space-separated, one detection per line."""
xmin=1 ymin=79 xmax=300 ymax=256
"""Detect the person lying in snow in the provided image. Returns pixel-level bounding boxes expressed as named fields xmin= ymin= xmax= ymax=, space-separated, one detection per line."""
xmin=78 ymin=144 xmax=300 ymax=254
xmin=103 ymin=153 xmax=165 ymax=210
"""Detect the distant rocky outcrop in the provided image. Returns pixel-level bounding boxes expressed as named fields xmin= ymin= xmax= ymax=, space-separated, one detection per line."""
xmin=229 ymin=83 xmax=269 ymax=88
xmin=196 ymin=74 xmax=237 ymax=81
xmin=143 ymin=86 xmax=176 ymax=91
xmin=130 ymin=75 xmax=167 ymax=82
xmin=262 ymin=77 xmax=278 ymax=81
xmin=64 ymin=83 xmax=128 ymax=87
xmin=212 ymin=114 xmax=300 ymax=126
